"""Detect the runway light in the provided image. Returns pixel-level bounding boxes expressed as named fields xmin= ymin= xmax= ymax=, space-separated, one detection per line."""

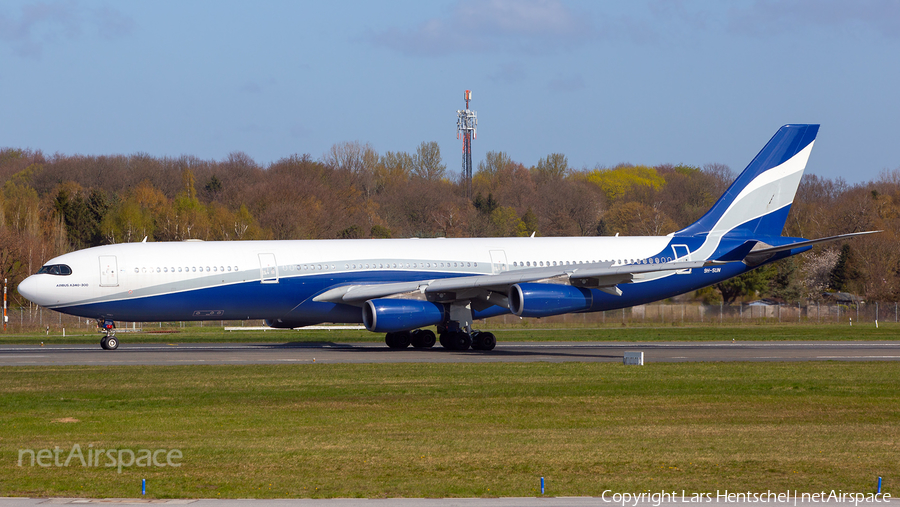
xmin=540 ymin=477 xmax=545 ymax=495
xmin=142 ymin=479 xmax=146 ymax=495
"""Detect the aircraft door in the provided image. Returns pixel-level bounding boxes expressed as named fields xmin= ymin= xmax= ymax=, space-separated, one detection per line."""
xmin=259 ymin=253 xmax=279 ymax=283
xmin=671 ymin=244 xmax=691 ymax=274
xmin=489 ymin=250 xmax=508 ymax=275
xmin=99 ymin=255 xmax=118 ymax=287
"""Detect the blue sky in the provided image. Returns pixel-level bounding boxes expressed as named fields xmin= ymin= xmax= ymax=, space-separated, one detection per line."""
xmin=1 ymin=0 xmax=898 ymax=182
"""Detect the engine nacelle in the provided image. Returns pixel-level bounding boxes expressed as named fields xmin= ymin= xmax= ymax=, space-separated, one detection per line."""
xmin=508 ymin=283 xmax=593 ymax=318
xmin=362 ymin=299 xmax=447 ymax=333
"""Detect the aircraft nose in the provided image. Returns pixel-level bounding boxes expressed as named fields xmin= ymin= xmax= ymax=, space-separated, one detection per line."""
xmin=17 ymin=275 xmax=41 ymax=305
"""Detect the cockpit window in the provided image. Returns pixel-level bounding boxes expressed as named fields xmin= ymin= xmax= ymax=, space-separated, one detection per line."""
xmin=36 ymin=264 xmax=72 ymax=276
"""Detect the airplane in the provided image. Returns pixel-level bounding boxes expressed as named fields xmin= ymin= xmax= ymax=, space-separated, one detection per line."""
xmin=17 ymin=124 xmax=875 ymax=351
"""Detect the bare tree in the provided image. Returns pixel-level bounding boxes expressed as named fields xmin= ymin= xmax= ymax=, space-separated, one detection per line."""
xmin=412 ymin=141 xmax=446 ymax=181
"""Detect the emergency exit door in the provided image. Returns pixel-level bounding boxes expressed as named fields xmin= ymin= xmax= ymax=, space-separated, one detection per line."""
xmin=99 ymin=255 xmax=118 ymax=287
xmin=259 ymin=253 xmax=279 ymax=283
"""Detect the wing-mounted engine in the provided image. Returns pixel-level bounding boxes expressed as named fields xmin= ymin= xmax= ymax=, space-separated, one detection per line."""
xmin=362 ymin=298 xmax=447 ymax=333
xmin=508 ymin=283 xmax=593 ymax=318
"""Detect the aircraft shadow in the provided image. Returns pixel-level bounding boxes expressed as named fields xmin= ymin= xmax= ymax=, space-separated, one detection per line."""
xmin=274 ymin=341 xmax=620 ymax=360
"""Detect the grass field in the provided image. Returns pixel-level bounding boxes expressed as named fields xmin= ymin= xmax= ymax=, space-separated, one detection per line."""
xmin=1 ymin=361 xmax=898 ymax=498
xmin=1 ymin=321 xmax=898 ymax=345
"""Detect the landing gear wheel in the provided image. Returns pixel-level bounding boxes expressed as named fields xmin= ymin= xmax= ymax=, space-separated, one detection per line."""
xmin=440 ymin=331 xmax=471 ymax=351
xmin=457 ymin=332 xmax=472 ymax=350
xmin=385 ymin=331 xmax=411 ymax=349
xmin=98 ymin=319 xmax=118 ymax=350
xmin=471 ymin=331 xmax=496 ymax=351
xmin=410 ymin=329 xmax=436 ymax=348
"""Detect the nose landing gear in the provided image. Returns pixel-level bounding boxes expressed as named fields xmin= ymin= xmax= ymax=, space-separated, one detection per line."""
xmin=98 ymin=319 xmax=119 ymax=350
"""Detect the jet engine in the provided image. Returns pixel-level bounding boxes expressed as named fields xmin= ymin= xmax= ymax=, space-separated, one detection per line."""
xmin=362 ymin=299 xmax=447 ymax=333
xmin=508 ymin=283 xmax=593 ymax=318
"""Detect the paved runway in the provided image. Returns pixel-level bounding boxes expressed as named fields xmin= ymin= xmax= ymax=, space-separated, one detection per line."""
xmin=1 ymin=340 xmax=899 ymax=366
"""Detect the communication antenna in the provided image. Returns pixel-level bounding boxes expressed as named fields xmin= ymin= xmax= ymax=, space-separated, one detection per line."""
xmin=456 ymin=90 xmax=477 ymax=200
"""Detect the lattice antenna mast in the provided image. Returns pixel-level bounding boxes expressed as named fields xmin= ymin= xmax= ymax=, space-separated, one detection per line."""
xmin=457 ymin=90 xmax=477 ymax=200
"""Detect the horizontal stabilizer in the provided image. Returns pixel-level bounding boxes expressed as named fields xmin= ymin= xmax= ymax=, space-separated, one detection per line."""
xmin=743 ymin=231 xmax=880 ymax=266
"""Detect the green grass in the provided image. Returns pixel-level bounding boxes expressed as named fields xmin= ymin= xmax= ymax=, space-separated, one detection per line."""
xmin=1 ymin=322 xmax=898 ymax=345
xmin=1 ymin=362 xmax=898 ymax=498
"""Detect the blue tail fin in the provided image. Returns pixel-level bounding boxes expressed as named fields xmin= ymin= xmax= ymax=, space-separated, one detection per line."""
xmin=676 ymin=124 xmax=819 ymax=238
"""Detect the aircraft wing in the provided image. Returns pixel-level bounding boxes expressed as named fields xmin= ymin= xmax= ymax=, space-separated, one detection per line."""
xmin=312 ymin=259 xmax=712 ymax=305
xmin=313 ymin=230 xmax=881 ymax=307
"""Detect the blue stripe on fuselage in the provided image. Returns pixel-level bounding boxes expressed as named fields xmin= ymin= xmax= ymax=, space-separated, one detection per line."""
xmin=53 ymin=270 xmax=474 ymax=322
xmin=51 ymin=256 xmax=773 ymax=324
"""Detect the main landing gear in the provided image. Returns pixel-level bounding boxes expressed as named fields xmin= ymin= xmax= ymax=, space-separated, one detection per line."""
xmin=438 ymin=321 xmax=496 ymax=351
xmin=384 ymin=326 xmax=496 ymax=351
xmin=385 ymin=329 xmax=436 ymax=349
xmin=98 ymin=319 xmax=119 ymax=350
xmin=439 ymin=327 xmax=496 ymax=351
xmin=383 ymin=302 xmax=495 ymax=351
